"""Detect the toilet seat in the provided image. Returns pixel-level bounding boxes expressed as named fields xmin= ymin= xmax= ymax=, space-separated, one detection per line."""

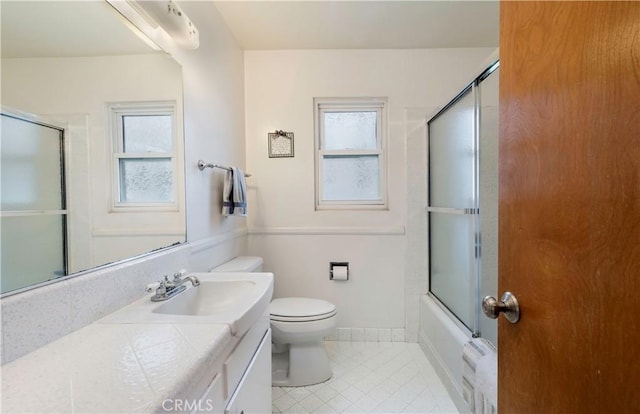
xmin=270 ymin=297 xmax=336 ymax=322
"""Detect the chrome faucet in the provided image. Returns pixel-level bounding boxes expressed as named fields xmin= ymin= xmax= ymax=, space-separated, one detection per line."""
xmin=173 ymin=274 xmax=200 ymax=288
xmin=146 ymin=271 xmax=200 ymax=302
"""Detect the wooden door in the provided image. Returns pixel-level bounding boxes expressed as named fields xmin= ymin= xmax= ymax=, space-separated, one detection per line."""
xmin=498 ymin=2 xmax=640 ymax=413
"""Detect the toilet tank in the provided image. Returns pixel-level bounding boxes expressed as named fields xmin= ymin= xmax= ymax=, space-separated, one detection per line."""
xmin=210 ymin=256 xmax=263 ymax=272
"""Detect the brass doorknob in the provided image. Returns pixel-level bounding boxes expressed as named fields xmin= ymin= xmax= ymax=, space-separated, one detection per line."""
xmin=482 ymin=292 xmax=520 ymax=323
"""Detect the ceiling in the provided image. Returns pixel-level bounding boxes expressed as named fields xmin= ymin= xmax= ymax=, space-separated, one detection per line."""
xmin=1 ymin=1 xmax=499 ymax=58
xmin=213 ymin=1 xmax=499 ymax=50
xmin=1 ymin=1 xmax=158 ymax=59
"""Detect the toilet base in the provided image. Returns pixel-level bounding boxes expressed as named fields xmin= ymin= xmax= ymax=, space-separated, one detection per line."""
xmin=272 ymin=342 xmax=332 ymax=387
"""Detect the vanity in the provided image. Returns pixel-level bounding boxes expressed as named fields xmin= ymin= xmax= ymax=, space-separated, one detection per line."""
xmin=0 ymin=272 xmax=274 ymax=413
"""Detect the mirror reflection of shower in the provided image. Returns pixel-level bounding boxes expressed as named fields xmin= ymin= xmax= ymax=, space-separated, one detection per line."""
xmin=1 ymin=113 xmax=67 ymax=293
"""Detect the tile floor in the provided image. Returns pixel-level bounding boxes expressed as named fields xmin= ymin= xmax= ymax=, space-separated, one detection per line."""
xmin=272 ymin=341 xmax=460 ymax=414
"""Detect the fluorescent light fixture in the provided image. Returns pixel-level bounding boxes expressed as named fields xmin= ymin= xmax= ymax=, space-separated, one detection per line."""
xmin=131 ymin=0 xmax=199 ymax=50
xmin=114 ymin=9 xmax=162 ymax=51
xmin=106 ymin=0 xmax=162 ymax=51
xmin=125 ymin=0 xmax=160 ymax=29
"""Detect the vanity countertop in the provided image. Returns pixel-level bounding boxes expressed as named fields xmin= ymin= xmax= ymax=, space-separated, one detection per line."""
xmin=0 ymin=320 xmax=234 ymax=413
xmin=1 ymin=272 xmax=274 ymax=413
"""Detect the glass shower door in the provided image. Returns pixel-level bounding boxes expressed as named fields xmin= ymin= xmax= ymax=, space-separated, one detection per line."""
xmin=427 ymin=86 xmax=478 ymax=331
xmin=427 ymin=62 xmax=499 ymax=343
xmin=1 ymin=113 xmax=67 ymax=294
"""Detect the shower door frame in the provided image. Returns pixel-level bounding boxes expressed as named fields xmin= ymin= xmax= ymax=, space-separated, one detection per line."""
xmin=0 ymin=110 xmax=68 ymax=294
xmin=426 ymin=61 xmax=499 ymax=339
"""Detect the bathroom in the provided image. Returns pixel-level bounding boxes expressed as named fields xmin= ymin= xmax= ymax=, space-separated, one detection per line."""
xmin=1 ymin=1 xmax=638 ymax=413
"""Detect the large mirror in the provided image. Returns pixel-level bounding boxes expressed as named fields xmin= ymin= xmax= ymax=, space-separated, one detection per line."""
xmin=0 ymin=1 xmax=186 ymax=295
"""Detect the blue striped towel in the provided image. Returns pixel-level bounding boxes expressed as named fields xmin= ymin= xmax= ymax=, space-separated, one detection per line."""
xmin=222 ymin=167 xmax=247 ymax=217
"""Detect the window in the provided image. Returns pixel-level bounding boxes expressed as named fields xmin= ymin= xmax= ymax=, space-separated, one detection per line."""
xmin=314 ymin=98 xmax=387 ymax=209
xmin=109 ymin=102 xmax=177 ymax=210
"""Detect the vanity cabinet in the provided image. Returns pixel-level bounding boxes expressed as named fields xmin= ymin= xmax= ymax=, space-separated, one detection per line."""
xmin=197 ymin=373 xmax=225 ymax=413
xmin=194 ymin=313 xmax=271 ymax=414
xmin=225 ymin=330 xmax=271 ymax=414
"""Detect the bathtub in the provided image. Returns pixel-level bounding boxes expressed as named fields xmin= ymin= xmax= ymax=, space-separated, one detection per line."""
xmin=419 ymin=294 xmax=472 ymax=413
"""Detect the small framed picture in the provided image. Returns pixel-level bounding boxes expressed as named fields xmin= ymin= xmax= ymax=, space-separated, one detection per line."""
xmin=268 ymin=130 xmax=294 ymax=158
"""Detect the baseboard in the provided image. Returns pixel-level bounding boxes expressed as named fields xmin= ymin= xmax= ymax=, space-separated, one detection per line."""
xmin=324 ymin=327 xmax=406 ymax=342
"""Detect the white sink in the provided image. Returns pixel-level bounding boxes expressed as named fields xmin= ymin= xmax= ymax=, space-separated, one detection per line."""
xmin=98 ymin=272 xmax=274 ymax=336
xmin=153 ymin=280 xmax=257 ymax=316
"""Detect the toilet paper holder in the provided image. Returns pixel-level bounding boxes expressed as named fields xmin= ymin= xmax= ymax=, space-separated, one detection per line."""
xmin=330 ymin=262 xmax=349 ymax=281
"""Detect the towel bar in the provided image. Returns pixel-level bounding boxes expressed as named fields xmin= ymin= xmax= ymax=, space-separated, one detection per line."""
xmin=197 ymin=160 xmax=251 ymax=177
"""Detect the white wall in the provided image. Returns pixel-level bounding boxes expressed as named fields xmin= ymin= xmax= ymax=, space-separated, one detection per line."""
xmin=405 ymin=107 xmax=433 ymax=342
xmin=244 ymin=48 xmax=495 ymax=338
xmin=172 ymin=2 xmax=248 ymax=258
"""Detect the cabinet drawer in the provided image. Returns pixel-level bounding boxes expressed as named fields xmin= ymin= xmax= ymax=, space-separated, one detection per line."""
xmin=193 ymin=373 xmax=224 ymax=414
xmin=223 ymin=312 xmax=269 ymax=399
xmin=225 ymin=329 xmax=272 ymax=414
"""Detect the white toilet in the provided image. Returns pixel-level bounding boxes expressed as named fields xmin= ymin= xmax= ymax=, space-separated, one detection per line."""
xmin=211 ymin=256 xmax=337 ymax=387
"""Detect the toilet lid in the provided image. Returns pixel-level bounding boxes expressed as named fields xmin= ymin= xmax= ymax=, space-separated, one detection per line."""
xmin=270 ymin=298 xmax=336 ymax=322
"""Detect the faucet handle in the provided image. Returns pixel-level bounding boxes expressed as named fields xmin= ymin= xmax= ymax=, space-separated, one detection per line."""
xmin=173 ymin=269 xmax=188 ymax=281
xmin=145 ymin=282 xmax=161 ymax=293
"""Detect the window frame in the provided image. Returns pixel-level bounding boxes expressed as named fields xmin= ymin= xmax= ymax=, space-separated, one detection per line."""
xmin=108 ymin=101 xmax=179 ymax=212
xmin=314 ymin=97 xmax=388 ymax=210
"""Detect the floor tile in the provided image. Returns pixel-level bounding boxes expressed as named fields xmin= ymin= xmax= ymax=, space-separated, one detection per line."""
xmin=272 ymin=342 xmax=459 ymax=413
xmin=326 ymin=394 xmax=353 ymax=412
xmin=273 ymin=393 xmax=298 ymax=412
xmin=314 ymin=384 xmax=340 ymax=402
xmin=299 ymin=395 xmax=325 ymax=412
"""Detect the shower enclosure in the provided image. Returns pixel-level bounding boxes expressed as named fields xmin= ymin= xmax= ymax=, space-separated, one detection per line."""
xmin=1 ymin=113 xmax=67 ymax=294
xmin=426 ymin=61 xmax=499 ymax=344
